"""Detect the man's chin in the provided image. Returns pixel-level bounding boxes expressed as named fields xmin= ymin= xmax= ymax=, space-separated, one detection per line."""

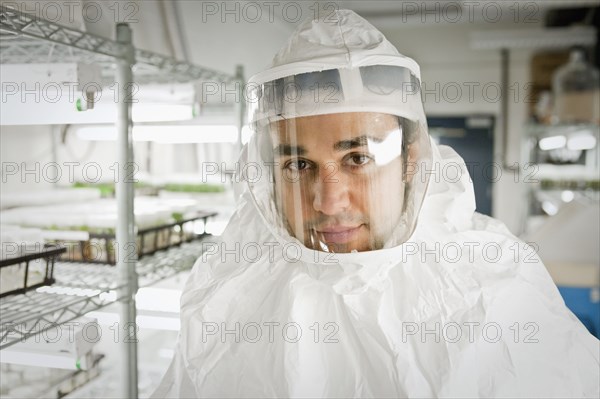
xmin=303 ymin=229 xmax=375 ymax=253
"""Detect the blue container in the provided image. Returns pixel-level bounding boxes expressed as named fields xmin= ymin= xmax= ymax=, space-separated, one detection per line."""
xmin=558 ymin=286 xmax=600 ymax=338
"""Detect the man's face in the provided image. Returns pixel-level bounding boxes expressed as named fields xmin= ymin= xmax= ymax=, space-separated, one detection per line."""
xmin=270 ymin=112 xmax=406 ymax=253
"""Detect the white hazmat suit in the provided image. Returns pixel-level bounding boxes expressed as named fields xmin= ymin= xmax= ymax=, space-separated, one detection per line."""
xmin=153 ymin=10 xmax=600 ymax=398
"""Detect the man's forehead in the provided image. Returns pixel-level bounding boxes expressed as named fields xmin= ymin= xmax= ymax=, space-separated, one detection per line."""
xmin=270 ymin=113 xmax=403 ymax=157
xmin=270 ymin=112 xmax=400 ymax=140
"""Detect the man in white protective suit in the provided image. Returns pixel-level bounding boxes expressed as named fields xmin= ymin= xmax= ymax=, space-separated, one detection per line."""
xmin=153 ymin=10 xmax=599 ymax=398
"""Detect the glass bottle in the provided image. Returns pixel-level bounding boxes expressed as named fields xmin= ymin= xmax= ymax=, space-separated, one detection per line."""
xmin=553 ymin=49 xmax=600 ymax=125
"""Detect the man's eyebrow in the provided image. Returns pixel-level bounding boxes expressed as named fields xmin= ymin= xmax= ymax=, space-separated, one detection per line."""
xmin=274 ymin=144 xmax=306 ymax=156
xmin=333 ymin=135 xmax=383 ymax=151
xmin=274 ymin=135 xmax=386 ymax=155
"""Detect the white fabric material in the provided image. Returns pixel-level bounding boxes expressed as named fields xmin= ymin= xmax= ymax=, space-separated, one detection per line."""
xmin=153 ymin=9 xmax=599 ymax=398
xmin=248 ymin=9 xmax=421 ymax=88
xmin=153 ymin=142 xmax=599 ymax=398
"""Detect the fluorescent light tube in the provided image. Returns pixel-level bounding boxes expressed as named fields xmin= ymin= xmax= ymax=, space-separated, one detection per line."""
xmin=539 ymin=135 xmax=566 ymax=151
xmin=76 ymin=125 xmax=238 ymax=143
xmin=567 ymin=134 xmax=597 ymax=151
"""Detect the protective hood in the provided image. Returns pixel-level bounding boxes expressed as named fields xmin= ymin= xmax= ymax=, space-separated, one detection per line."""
xmin=251 ymin=9 xmax=420 ymax=87
xmin=152 ymin=10 xmax=599 ymax=399
xmin=246 ymin=9 xmax=432 ymax=254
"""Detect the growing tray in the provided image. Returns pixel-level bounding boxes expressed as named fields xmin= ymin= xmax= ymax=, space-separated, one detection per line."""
xmin=0 ymin=245 xmax=66 ymax=298
xmin=50 ymin=211 xmax=216 ymax=265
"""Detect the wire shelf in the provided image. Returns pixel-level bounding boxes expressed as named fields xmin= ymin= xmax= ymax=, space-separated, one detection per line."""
xmin=0 ymin=239 xmax=212 ymax=350
xmin=0 ymin=5 xmax=236 ymax=84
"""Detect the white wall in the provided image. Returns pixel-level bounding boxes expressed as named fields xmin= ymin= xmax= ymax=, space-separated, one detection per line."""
xmin=0 ymin=125 xmax=154 ymax=191
xmin=1 ymin=125 xmax=55 ymax=193
xmin=177 ymin=1 xmax=297 ymax=79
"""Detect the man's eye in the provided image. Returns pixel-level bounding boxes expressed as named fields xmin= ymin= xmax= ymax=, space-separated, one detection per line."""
xmin=346 ymin=153 xmax=373 ymax=167
xmin=284 ymin=159 xmax=310 ymax=171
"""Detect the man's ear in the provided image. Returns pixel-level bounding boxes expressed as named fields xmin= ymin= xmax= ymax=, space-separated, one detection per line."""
xmin=402 ymin=142 xmax=419 ymax=184
xmin=399 ymin=117 xmax=420 ymax=184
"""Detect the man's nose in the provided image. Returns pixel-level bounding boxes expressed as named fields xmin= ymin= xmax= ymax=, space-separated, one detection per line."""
xmin=312 ymin=168 xmax=350 ymax=215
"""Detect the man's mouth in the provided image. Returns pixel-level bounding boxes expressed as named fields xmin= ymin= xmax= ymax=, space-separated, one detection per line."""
xmin=315 ymin=225 xmax=364 ymax=244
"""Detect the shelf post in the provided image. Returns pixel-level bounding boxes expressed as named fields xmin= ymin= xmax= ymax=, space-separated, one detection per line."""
xmin=115 ymin=22 xmax=138 ymax=399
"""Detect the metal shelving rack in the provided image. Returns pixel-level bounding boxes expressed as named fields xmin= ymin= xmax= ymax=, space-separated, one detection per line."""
xmin=0 ymin=240 xmax=206 ymax=349
xmin=0 ymin=6 xmax=236 ymax=84
xmin=0 ymin=6 xmax=241 ymax=398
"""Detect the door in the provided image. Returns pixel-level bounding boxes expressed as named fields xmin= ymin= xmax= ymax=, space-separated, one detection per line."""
xmin=427 ymin=115 xmax=495 ymax=216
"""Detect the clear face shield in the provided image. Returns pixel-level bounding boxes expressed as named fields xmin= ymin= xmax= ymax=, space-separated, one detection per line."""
xmin=246 ymin=65 xmax=432 ymax=253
